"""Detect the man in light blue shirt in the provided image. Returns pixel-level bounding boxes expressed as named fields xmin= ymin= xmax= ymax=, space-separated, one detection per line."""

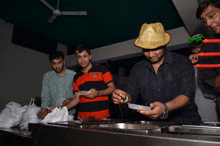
xmin=37 ymin=51 xmax=76 ymax=119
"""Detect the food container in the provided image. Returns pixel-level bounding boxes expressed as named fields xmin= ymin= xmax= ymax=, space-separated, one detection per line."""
xmin=78 ymin=90 xmax=91 ymax=95
xmin=128 ymin=103 xmax=152 ymax=111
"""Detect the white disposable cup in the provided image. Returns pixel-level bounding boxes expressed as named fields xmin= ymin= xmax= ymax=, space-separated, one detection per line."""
xmin=68 ymin=115 xmax=74 ymax=121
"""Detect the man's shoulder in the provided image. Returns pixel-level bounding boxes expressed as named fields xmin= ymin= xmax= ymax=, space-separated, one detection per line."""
xmin=65 ymin=69 xmax=76 ymax=76
xmin=73 ymin=71 xmax=83 ymax=80
xmin=43 ymin=70 xmax=54 ymax=77
xmin=133 ymin=60 xmax=147 ymax=68
xmin=130 ymin=60 xmax=147 ymax=73
xmin=169 ymin=51 xmax=191 ymax=64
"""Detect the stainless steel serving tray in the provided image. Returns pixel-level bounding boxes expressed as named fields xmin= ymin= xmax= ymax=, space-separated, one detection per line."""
xmin=93 ymin=123 xmax=168 ymax=134
xmin=168 ymin=124 xmax=220 ymax=135
xmin=48 ymin=119 xmax=132 ymax=128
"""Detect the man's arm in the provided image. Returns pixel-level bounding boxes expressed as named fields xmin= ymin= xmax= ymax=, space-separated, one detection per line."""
xmin=83 ymin=82 xmax=115 ymax=98
xmin=40 ymin=75 xmax=50 ymax=109
xmin=99 ymin=82 xmax=115 ymax=96
xmin=37 ymin=75 xmax=51 ymax=119
xmin=166 ymin=95 xmax=190 ymax=111
xmin=64 ymin=92 xmax=80 ymax=110
xmin=137 ymin=95 xmax=190 ymax=119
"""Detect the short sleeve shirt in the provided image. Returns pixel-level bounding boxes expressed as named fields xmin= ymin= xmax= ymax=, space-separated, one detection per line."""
xmin=73 ymin=64 xmax=113 ymax=119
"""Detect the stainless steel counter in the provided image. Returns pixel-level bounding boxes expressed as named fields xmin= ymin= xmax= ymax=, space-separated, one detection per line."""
xmin=29 ymin=119 xmax=220 ymax=146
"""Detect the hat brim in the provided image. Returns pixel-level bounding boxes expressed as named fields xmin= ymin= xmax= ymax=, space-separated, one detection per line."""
xmin=134 ymin=32 xmax=171 ymax=49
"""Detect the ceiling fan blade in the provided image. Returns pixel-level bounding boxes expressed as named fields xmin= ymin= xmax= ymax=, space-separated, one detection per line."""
xmin=39 ymin=0 xmax=55 ymax=11
xmin=47 ymin=15 xmax=57 ymax=23
xmin=57 ymin=0 xmax=59 ymax=9
xmin=61 ymin=11 xmax=87 ymax=15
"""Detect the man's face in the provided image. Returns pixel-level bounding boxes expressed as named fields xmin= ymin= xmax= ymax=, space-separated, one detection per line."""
xmin=200 ymin=4 xmax=220 ymax=34
xmin=143 ymin=47 xmax=165 ymax=64
xmin=50 ymin=57 xmax=65 ymax=73
xmin=77 ymin=50 xmax=91 ymax=68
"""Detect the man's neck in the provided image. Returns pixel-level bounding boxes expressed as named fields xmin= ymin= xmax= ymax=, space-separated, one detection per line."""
xmin=82 ymin=63 xmax=93 ymax=73
xmin=56 ymin=68 xmax=66 ymax=77
xmin=152 ymin=57 xmax=165 ymax=75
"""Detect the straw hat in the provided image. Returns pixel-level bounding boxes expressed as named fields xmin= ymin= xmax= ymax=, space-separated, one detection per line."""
xmin=134 ymin=23 xmax=171 ymax=49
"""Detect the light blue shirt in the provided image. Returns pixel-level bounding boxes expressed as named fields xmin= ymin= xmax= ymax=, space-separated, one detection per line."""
xmin=41 ymin=68 xmax=76 ymax=115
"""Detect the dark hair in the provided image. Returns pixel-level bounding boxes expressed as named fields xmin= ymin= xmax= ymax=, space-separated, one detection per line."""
xmin=49 ymin=51 xmax=64 ymax=62
xmin=196 ymin=0 xmax=220 ymax=19
xmin=188 ymin=34 xmax=206 ymax=50
xmin=76 ymin=44 xmax=91 ymax=55
xmin=34 ymin=97 xmax=41 ymax=107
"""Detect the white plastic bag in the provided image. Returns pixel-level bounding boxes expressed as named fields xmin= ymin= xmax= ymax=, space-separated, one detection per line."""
xmin=0 ymin=102 xmax=27 ymax=128
xmin=19 ymin=98 xmax=41 ymax=130
xmin=41 ymin=107 xmax=68 ymax=123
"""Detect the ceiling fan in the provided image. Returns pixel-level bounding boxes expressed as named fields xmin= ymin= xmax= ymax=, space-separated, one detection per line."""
xmin=39 ymin=0 xmax=87 ymax=23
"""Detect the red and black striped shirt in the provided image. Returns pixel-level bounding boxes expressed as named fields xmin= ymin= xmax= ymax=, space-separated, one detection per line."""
xmin=73 ymin=64 xmax=113 ymax=119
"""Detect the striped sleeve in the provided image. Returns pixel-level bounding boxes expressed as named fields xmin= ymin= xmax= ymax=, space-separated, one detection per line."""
xmin=102 ymin=66 xmax=113 ymax=84
xmin=73 ymin=75 xmax=80 ymax=92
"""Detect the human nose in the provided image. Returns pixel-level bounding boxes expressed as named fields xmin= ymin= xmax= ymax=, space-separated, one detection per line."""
xmin=149 ymin=51 xmax=154 ymax=57
xmin=206 ymin=19 xmax=213 ymax=27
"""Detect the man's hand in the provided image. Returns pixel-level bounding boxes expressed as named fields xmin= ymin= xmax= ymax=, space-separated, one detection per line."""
xmin=62 ymin=98 xmax=74 ymax=106
xmin=112 ymin=89 xmax=128 ymax=104
xmin=37 ymin=106 xmax=58 ymax=119
xmin=137 ymin=102 xmax=165 ymax=119
xmin=83 ymin=89 xmax=98 ymax=98
xmin=189 ymin=54 xmax=199 ymax=64
xmin=37 ymin=109 xmax=49 ymax=119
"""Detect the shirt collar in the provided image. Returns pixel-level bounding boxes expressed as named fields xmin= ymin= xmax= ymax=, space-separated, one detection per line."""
xmin=80 ymin=63 xmax=96 ymax=73
xmin=162 ymin=50 xmax=172 ymax=64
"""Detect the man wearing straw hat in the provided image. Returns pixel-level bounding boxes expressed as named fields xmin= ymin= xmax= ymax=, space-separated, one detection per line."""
xmin=112 ymin=22 xmax=201 ymax=123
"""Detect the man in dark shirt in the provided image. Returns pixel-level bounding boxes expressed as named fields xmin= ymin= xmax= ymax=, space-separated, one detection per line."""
xmin=112 ymin=22 xmax=201 ymax=123
xmin=196 ymin=0 xmax=220 ymax=120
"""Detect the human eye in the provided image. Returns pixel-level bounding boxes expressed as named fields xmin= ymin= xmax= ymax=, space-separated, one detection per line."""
xmin=210 ymin=14 xmax=214 ymax=18
xmin=201 ymin=19 xmax=206 ymax=24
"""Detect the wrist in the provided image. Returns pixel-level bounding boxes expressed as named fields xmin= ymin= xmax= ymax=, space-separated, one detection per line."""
xmin=96 ymin=90 xmax=99 ymax=97
xmin=160 ymin=103 xmax=168 ymax=119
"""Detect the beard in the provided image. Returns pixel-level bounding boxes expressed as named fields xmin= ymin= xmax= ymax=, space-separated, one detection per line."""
xmin=148 ymin=50 xmax=166 ymax=64
xmin=53 ymin=65 xmax=64 ymax=73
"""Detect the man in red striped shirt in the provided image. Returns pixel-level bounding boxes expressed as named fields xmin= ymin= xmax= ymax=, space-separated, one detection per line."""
xmin=64 ymin=44 xmax=115 ymax=119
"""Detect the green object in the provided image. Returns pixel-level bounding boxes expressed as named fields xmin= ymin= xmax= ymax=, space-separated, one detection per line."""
xmin=188 ymin=35 xmax=206 ymax=44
